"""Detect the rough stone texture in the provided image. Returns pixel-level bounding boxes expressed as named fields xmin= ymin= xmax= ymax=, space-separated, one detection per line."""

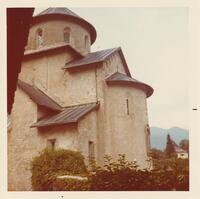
xmin=8 ymin=12 xmax=152 ymax=190
xmin=8 ymin=89 xmax=38 ymax=191
xmin=64 ymin=68 xmax=97 ymax=106
xmin=78 ymin=111 xmax=98 ymax=164
xmin=26 ymin=19 xmax=91 ymax=55
xmin=103 ymin=52 xmax=126 ymax=77
xmin=105 ymin=85 xmax=149 ymax=168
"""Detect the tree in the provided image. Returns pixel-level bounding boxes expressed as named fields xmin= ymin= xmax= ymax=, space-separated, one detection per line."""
xmin=149 ymin=148 xmax=164 ymax=160
xmin=165 ymin=134 xmax=175 ymax=157
xmin=89 ymin=154 xmax=189 ymax=191
xmin=179 ymin=139 xmax=189 ymax=153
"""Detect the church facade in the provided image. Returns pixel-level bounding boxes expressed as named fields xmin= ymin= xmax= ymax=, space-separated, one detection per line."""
xmin=8 ymin=8 xmax=153 ymax=191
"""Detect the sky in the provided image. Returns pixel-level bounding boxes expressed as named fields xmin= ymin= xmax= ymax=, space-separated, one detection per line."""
xmin=34 ymin=7 xmax=189 ymax=130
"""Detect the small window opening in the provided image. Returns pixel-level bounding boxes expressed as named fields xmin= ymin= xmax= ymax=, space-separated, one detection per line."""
xmin=47 ymin=139 xmax=56 ymax=150
xmin=64 ymin=27 xmax=70 ymax=43
xmin=126 ymin=99 xmax=129 ymax=115
xmin=145 ymin=124 xmax=151 ymax=153
xmin=88 ymin=141 xmax=95 ymax=160
xmin=85 ymin=35 xmax=90 ymax=50
xmin=36 ymin=28 xmax=43 ymax=48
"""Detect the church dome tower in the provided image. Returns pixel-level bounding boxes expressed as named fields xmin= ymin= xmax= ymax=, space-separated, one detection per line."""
xmin=8 ymin=7 xmax=154 ymax=190
xmin=26 ymin=8 xmax=97 ymax=55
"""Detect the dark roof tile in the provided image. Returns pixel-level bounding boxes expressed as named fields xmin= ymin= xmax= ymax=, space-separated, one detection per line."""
xmin=34 ymin=8 xmax=97 ymax=44
xmin=64 ymin=47 xmax=119 ymax=69
xmin=18 ymin=80 xmax=63 ymax=111
xmin=31 ymin=102 xmax=99 ymax=127
xmin=106 ymin=72 xmax=153 ymax=97
xmin=64 ymin=47 xmax=131 ymax=76
xmin=36 ymin=8 xmax=81 ymax=19
xmin=24 ymin=43 xmax=82 ymax=57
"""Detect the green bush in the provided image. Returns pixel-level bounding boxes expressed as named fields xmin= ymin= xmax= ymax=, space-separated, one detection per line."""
xmin=53 ymin=178 xmax=90 ymax=191
xmin=31 ymin=150 xmax=189 ymax=191
xmin=88 ymin=154 xmax=189 ymax=191
xmin=31 ymin=149 xmax=88 ymax=191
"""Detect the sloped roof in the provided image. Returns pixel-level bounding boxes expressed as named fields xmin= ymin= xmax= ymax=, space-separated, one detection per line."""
xmin=18 ymin=80 xmax=63 ymax=111
xmin=106 ymin=72 xmax=154 ymax=98
xmin=171 ymin=140 xmax=187 ymax=153
xmin=174 ymin=146 xmax=187 ymax=153
xmin=64 ymin=47 xmax=131 ymax=76
xmin=33 ymin=8 xmax=97 ymax=44
xmin=36 ymin=8 xmax=80 ymax=18
xmin=24 ymin=43 xmax=82 ymax=58
xmin=31 ymin=102 xmax=99 ymax=128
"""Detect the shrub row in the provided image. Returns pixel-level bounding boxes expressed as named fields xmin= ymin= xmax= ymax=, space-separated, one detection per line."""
xmin=53 ymin=178 xmax=90 ymax=191
xmin=31 ymin=150 xmax=189 ymax=191
xmin=31 ymin=149 xmax=88 ymax=191
xmin=88 ymin=155 xmax=189 ymax=191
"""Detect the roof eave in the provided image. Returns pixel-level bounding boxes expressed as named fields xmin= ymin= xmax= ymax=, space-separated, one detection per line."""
xmin=24 ymin=43 xmax=82 ymax=58
xmin=76 ymin=101 xmax=100 ymax=122
xmin=106 ymin=80 xmax=154 ymax=98
xmin=63 ymin=61 xmax=102 ymax=70
xmin=63 ymin=47 xmax=132 ymax=77
xmin=18 ymin=80 xmax=63 ymax=111
xmin=117 ymin=48 xmax=131 ymax=77
xmin=30 ymin=120 xmax=77 ymax=128
xmin=31 ymin=101 xmax=100 ymax=128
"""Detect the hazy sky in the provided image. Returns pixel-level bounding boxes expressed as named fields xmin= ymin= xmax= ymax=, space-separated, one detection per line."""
xmin=34 ymin=7 xmax=189 ymax=129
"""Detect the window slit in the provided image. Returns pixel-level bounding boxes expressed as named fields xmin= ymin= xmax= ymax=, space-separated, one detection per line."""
xmin=88 ymin=141 xmax=95 ymax=160
xmin=126 ymin=99 xmax=129 ymax=115
xmin=47 ymin=139 xmax=56 ymax=150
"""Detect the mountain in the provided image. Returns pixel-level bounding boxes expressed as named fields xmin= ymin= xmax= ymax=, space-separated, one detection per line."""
xmin=150 ymin=126 xmax=189 ymax=150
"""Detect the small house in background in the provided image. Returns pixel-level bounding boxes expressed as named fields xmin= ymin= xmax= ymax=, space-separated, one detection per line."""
xmin=174 ymin=145 xmax=189 ymax=159
xmin=8 ymin=8 xmax=153 ymax=191
xmin=166 ymin=134 xmax=189 ymax=159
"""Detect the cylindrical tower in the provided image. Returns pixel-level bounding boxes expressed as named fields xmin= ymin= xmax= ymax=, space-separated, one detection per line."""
xmin=26 ymin=8 xmax=97 ymax=55
xmin=105 ymin=72 xmax=153 ymax=168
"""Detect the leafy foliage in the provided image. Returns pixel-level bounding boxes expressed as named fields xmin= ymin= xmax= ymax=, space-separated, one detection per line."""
xmin=31 ymin=149 xmax=189 ymax=191
xmin=149 ymin=148 xmax=165 ymax=160
xmin=165 ymin=134 xmax=175 ymax=157
xmin=31 ymin=149 xmax=88 ymax=191
xmin=88 ymin=154 xmax=189 ymax=191
xmin=179 ymin=139 xmax=189 ymax=152
xmin=149 ymin=148 xmax=189 ymax=191
xmin=53 ymin=178 xmax=90 ymax=191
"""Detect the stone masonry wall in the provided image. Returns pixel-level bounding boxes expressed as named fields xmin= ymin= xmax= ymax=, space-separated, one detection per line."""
xmin=26 ymin=19 xmax=91 ymax=55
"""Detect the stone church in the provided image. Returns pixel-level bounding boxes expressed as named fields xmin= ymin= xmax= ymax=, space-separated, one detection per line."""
xmin=8 ymin=8 xmax=153 ymax=191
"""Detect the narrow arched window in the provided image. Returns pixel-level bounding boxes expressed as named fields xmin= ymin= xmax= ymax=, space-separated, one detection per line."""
xmin=47 ymin=139 xmax=56 ymax=151
xmin=64 ymin=27 xmax=70 ymax=43
xmin=85 ymin=35 xmax=89 ymax=49
xmin=126 ymin=99 xmax=129 ymax=115
xmin=36 ymin=28 xmax=43 ymax=48
xmin=88 ymin=141 xmax=95 ymax=161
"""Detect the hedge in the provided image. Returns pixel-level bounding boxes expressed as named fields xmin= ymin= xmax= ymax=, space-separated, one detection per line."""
xmin=31 ymin=151 xmax=189 ymax=191
xmin=31 ymin=149 xmax=88 ymax=191
xmin=53 ymin=177 xmax=90 ymax=191
xmin=88 ymin=154 xmax=189 ymax=191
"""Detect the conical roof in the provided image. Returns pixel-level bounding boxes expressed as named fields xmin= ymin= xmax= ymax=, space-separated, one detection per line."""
xmin=106 ymin=72 xmax=153 ymax=97
xmin=36 ymin=8 xmax=81 ymax=18
xmin=33 ymin=8 xmax=97 ymax=44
